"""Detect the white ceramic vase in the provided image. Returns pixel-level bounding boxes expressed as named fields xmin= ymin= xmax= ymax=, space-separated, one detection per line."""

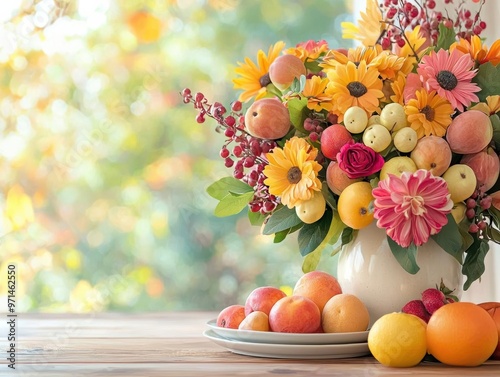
xmin=337 ymin=222 xmax=463 ymax=326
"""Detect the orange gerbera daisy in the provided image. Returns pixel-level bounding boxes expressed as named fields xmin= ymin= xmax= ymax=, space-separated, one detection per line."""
xmin=326 ymin=60 xmax=384 ymax=120
xmin=405 ymin=89 xmax=454 ymax=138
xmin=389 ymin=72 xmax=407 ymax=104
xmin=450 ymin=35 xmax=500 ymax=66
xmin=320 ymin=46 xmax=378 ymax=72
xmin=302 ymin=75 xmax=334 ymax=112
xmin=285 ymin=40 xmax=329 ymax=62
xmin=263 ymin=137 xmax=322 ymax=209
xmin=233 ymin=41 xmax=285 ymax=102
xmin=397 ymin=26 xmax=428 ymax=75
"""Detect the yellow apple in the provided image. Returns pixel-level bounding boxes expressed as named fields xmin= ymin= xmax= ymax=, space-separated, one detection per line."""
xmin=442 ymin=164 xmax=477 ymax=203
xmin=380 ymin=103 xmax=407 ymax=132
xmin=380 ymin=156 xmax=418 ymax=181
xmin=451 ymin=202 xmax=466 ymax=224
xmin=362 ymin=124 xmax=392 ymax=152
xmin=343 ymin=106 xmax=368 ymax=134
xmin=368 ymin=114 xmax=381 ymax=126
xmin=295 ymin=190 xmax=326 ymax=224
xmin=393 ymin=127 xmax=418 ymax=153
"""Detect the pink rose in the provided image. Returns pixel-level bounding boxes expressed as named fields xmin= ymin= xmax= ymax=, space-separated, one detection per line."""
xmin=336 ymin=142 xmax=384 ymax=179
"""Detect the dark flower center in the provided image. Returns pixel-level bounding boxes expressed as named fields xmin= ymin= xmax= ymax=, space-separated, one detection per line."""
xmin=259 ymin=73 xmax=271 ymax=88
xmin=347 ymin=81 xmax=368 ymax=97
xmin=420 ymin=105 xmax=435 ymax=121
xmin=287 ymin=166 xmax=302 ymax=184
xmin=436 ymin=70 xmax=458 ymax=91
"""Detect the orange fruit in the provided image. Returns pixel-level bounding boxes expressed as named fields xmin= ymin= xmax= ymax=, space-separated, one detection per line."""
xmin=322 ymin=294 xmax=370 ymax=333
xmin=426 ymin=302 xmax=499 ymax=366
xmin=337 ymin=181 xmax=374 ymax=229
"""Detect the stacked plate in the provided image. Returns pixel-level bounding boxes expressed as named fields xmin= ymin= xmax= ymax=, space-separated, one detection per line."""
xmin=204 ymin=319 xmax=371 ymax=359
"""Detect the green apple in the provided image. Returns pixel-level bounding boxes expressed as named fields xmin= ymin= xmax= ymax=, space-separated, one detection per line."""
xmin=380 ymin=103 xmax=407 ymax=132
xmin=295 ymin=190 xmax=326 ymax=224
xmin=393 ymin=127 xmax=418 ymax=153
xmin=343 ymin=106 xmax=368 ymax=134
xmin=442 ymin=164 xmax=477 ymax=203
xmin=380 ymin=156 xmax=417 ymax=181
xmin=362 ymin=124 xmax=392 ymax=152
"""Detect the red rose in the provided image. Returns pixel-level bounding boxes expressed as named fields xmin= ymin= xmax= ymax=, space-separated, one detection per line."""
xmin=336 ymin=142 xmax=385 ymax=179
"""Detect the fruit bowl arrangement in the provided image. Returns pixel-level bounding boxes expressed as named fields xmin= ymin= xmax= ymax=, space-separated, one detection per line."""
xmin=182 ymin=0 xmax=500 ymax=292
xmin=207 ymin=271 xmax=500 ymax=366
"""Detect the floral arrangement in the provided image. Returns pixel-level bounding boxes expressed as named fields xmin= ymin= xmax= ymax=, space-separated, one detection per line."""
xmin=182 ymin=0 xmax=500 ymax=290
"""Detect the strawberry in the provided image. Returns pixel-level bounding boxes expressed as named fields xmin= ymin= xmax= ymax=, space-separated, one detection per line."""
xmin=422 ymin=288 xmax=447 ymax=314
xmin=402 ymin=299 xmax=431 ymax=323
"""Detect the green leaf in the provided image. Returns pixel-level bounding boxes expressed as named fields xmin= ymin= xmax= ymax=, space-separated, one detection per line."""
xmin=435 ymin=22 xmax=457 ymax=51
xmin=248 ymin=210 xmax=266 ymax=226
xmin=489 ymin=205 xmax=500 ymax=228
xmin=458 ymin=222 xmax=475 ymax=253
xmin=214 ymin=191 xmax=254 ymax=217
xmin=462 ymin=239 xmax=489 ymax=290
xmin=473 ymin=63 xmax=500 ymax=102
xmin=273 ymin=223 xmax=303 ymax=243
xmin=262 ymin=205 xmax=302 ymax=235
xmin=206 ymin=177 xmax=253 ymax=200
xmin=340 ymin=227 xmax=355 ymax=247
xmin=430 ymin=214 xmax=463 ymax=264
xmin=302 ymin=248 xmax=322 ymax=273
xmin=490 ymin=114 xmax=500 ymax=151
xmin=487 ymin=226 xmax=500 ymax=243
xmin=388 ymin=237 xmax=420 ymax=274
xmin=287 ymin=97 xmax=309 ymax=132
xmin=298 ymin=207 xmax=333 ymax=257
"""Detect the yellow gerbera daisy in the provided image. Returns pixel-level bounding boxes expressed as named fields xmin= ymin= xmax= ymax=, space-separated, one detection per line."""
xmin=405 ymin=89 xmax=454 ymax=139
xmin=302 ymin=75 xmax=334 ymax=112
xmin=263 ymin=137 xmax=322 ymax=209
xmin=469 ymin=95 xmax=500 ymax=115
xmin=341 ymin=0 xmax=386 ymax=47
xmin=320 ymin=46 xmax=378 ymax=72
xmin=326 ymin=60 xmax=384 ymax=119
xmin=450 ymin=35 xmax=500 ymax=66
xmin=285 ymin=40 xmax=329 ymax=62
xmin=233 ymin=41 xmax=285 ymax=102
xmin=397 ymin=26 xmax=428 ymax=75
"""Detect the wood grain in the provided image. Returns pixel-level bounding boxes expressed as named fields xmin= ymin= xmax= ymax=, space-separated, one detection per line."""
xmin=0 ymin=312 xmax=498 ymax=376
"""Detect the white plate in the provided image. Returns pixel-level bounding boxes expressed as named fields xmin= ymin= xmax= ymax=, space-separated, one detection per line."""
xmin=207 ymin=319 xmax=368 ymax=345
xmin=204 ymin=330 xmax=370 ymax=359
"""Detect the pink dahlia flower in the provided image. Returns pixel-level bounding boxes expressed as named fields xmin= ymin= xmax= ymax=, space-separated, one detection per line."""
xmin=372 ymin=169 xmax=454 ymax=248
xmin=417 ymin=49 xmax=480 ymax=112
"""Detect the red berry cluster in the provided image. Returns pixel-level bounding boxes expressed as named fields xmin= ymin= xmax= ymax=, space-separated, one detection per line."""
xmin=181 ymin=88 xmax=279 ymax=215
xmin=465 ymin=189 xmax=493 ymax=235
xmin=379 ymin=0 xmax=486 ymax=50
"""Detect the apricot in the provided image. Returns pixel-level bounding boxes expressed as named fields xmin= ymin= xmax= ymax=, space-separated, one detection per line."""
xmin=461 ymin=147 xmax=500 ymax=192
xmin=269 ymin=54 xmax=307 ymax=91
xmin=244 ymin=286 xmax=287 ymax=316
xmin=320 ymin=124 xmax=354 ymax=160
xmin=238 ymin=311 xmax=270 ymax=332
xmin=244 ymin=98 xmax=291 ymax=140
xmin=268 ymin=295 xmax=321 ymax=333
xmin=216 ymin=305 xmax=246 ymax=329
xmin=322 ymin=293 xmax=370 ymax=333
xmin=293 ymin=271 xmax=342 ymax=312
xmin=446 ymin=110 xmax=493 ymax=154
xmin=326 ymin=161 xmax=361 ymax=195
xmin=410 ymin=135 xmax=452 ymax=176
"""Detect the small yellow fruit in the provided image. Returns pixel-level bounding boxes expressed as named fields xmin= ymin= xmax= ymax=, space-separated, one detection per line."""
xmin=368 ymin=114 xmax=381 ymax=126
xmin=362 ymin=124 xmax=392 ymax=152
xmin=343 ymin=106 xmax=368 ymax=134
xmin=380 ymin=103 xmax=408 ymax=132
xmin=393 ymin=127 xmax=418 ymax=153
xmin=451 ymin=202 xmax=466 ymax=224
xmin=295 ymin=190 xmax=326 ymax=224
xmin=322 ymin=294 xmax=370 ymax=333
xmin=379 ymin=156 xmax=417 ymax=181
xmin=368 ymin=312 xmax=427 ymax=367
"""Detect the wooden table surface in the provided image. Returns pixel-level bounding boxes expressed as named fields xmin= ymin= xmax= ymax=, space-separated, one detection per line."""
xmin=0 ymin=311 xmax=499 ymax=376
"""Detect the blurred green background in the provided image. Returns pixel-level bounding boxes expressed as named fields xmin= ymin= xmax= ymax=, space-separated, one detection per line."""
xmin=0 ymin=0 xmax=353 ymax=312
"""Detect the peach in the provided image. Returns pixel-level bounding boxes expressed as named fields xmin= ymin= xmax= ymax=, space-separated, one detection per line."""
xmin=461 ymin=147 xmax=500 ymax=193
xmin=410 ymin=135 xmax=452 ymax=176
xmin=320 ymin=124 xmax=354 ymax=160
xmin=216 ymin=305 xmax=246 ymax=329
xmin=326 ymin=161 xmax=361 ymax=195
xmin=244 ymin=286 xmax=287 ymax=316
xmin=238 ymin=311 xmax=270 ymax=332
xmin=322 ymin=293 xmax=370 ymax=333
xmin=268 ymin=295 xmax=321 ymax=333
xmin=292 ymin=271 xmax=342 ymax=312
xmin=446 ymin=110 xmax=493 ymax=154
xmin=244 ymin=98 xmax=290 ymax=140
xmin=269 ymin=54 xmax=307 ymax=91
